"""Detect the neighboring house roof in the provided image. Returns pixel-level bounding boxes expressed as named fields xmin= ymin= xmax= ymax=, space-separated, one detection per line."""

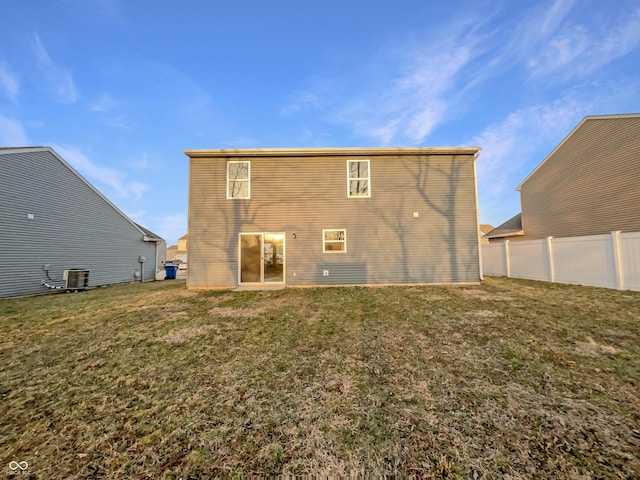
xmin=0 ymin=146 xmax=47 ymax=150
xmin=178 ymin=233 xmax=188 ymax=240
xmin=516 ymin=113 xmax=640 ymax=191
xmin=479 ymin=224 xmax=494 ymax=235
xmin=1 ymin=147 xmax=164 ymax=244
xmin=135 ymin=223 xmax=164 ymax=243
xmin=484 ymin=213 xmax=523 ymax=239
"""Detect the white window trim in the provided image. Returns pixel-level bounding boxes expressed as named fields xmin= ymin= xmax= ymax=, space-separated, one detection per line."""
xmin=227 ymin=161 xmax=251 ymax=199
xmin=346 ymin=159 xmax=371 ymax=198
xmin=323 ymin=229 xmax=347 ymax=253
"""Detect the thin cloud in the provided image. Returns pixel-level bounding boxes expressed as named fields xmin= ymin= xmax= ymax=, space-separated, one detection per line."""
xmin=528 ymin=7 xmax=640 ymax=79
xmin=281 ymin=92 xmax=323 ymax=116
xmin=32 ymin=33 xmax=78 ymax=104
xmin=279 ymin=0 xmax=639 ymax=151
xmin=473 ymin=109 xmax=558 ymax=224
xmin=89 ymin=92 xmax=118 ymax=112
xmin=0 ymin=61 xmax=19 ymax=101
xmin=131 ymin=152 xmax=150 ymax=170
xmin=125 ymin=210 xmax=147 ymax=222
xmin=330 ymin=44 xmax=469 ymax=144
xmin=470 ymin=0 xmax=579 ymax=83
xmin=342 ymin=39 xmax=479 ymax=144
xmin=128 ymin=181 xmax=149 ymax=200
xmin=394 ymin=45 xmax=473 ymax=142
xmin=473 ymin=97 xmax=593 ymax=192
xmin=285 ymin=26 xmax=482 ymax=145
xmin=505 ymin=0 xmax=577 ymax=59
xmin=539 ymin=0 xmax=577 ymax=37
xmin=467 ymin=80 xmax=640 ymax=225
xmin=0 ymin=116 xmax=29 ymax=146
xmin=53 ymin=145 xmax=148 ymax=200
xmin=89 ymin=92 xmax=131 ymax=129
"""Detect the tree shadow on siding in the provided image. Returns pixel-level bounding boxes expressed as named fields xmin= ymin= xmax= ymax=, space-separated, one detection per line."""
xmin=385 ymin=157 xmax=471 ymax=283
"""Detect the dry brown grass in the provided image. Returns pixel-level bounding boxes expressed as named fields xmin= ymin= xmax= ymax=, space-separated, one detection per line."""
xmin=1 ymin=277 xmax=639 ymax=478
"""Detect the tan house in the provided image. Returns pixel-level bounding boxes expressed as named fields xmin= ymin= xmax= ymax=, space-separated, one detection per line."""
xmin=478 ymin=224 xmax=494 ymax=244
xmin=174 ymin=234 xmax=188 ymax=262
xmin=166 ymin=244 xmax=178 ymax=259
xmin=185 ymin=147 xmax=482 ymax=289
xmin=486 ymin=114 xmax=640 ymax=242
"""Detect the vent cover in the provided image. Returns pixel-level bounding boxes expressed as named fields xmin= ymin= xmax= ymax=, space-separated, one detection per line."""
xmin=64 ymin=269 xmax=90 ymax=290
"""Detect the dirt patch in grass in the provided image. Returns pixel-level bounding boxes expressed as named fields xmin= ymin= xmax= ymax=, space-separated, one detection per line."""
xmin=1 ymin=277 xmax=639 ymax=478
xmin=210 ymin=306 xmax=266 ymax=318
xmin=160 ymin=324 xmax=218 ymax=344
xmin=461 ymin=288 xmax=514 ymax=302
xmin=574 ymin=336 xmax=623 ymax=356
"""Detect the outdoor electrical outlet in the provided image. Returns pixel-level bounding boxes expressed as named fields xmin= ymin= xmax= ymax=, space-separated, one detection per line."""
xmin=323 ymin=270 xmax=329 ymax=276
xmin=44 ymin=264 xmax=50 ymax=271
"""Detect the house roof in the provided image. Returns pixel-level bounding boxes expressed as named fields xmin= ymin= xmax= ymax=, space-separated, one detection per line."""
xmin=184 ymin=147 xmax=481 ymax=158
xmin=0 ymin=146 xmax=47 ymax=151
xmin=135 ymin=223 xmax=164 ymax=242
xmin=483 ymin=213 xmax=523 ymax=239
xmin=178 ymin=233 xmax=188 ymax=240
xmin=516 ymin=113 xmax=640 ymax=191
xmin=479 ymin=224 xmax=494 ymax=235
xmin=1 ymin=146 xmax=164 ymax=243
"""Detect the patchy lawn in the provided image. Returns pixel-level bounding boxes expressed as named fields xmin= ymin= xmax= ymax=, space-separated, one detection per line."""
xmin=1 ymin=277 xmax=639 ymax=478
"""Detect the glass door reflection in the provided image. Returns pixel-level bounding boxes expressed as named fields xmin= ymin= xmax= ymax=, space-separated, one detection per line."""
xmin=263 ymin=233 xmax=284 ymax=283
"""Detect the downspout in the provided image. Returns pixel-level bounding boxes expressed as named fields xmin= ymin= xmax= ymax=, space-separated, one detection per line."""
xmin=154 ymin=242 xmax=159 ymax=281
xmin=472 ymin=150 xmax=484 ymax=282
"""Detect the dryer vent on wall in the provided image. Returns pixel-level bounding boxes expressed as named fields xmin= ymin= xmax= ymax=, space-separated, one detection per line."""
xmin=64 ymin=269 xmax=90 ymax=290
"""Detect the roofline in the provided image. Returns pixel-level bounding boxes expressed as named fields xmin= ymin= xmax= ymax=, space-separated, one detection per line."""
xmin=0 ymin=146 xmax=50 ymax=154
xmin=184 ymin=146 xmax=481 ymax=158
xmin=135 ymin=223 xmax=165 ymax=243
xmin=2 ymin=146 xmax=164 ymax=242
xmin=484 ymin=231 xmax=524 ymax=239
xmin=515 ymin=113 xmax=640 ymax=191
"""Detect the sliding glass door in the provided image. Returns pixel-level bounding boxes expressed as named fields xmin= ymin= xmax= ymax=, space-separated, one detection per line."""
xmin=239 ymin=232 xmax=285 ymax=284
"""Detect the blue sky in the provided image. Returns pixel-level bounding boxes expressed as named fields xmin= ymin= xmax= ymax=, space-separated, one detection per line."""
xmin=1 ymin=0 xmax=640 ymax=245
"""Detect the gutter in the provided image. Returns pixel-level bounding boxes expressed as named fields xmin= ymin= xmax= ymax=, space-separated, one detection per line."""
xmin=184 ymin=146 xmax=482 ymax=158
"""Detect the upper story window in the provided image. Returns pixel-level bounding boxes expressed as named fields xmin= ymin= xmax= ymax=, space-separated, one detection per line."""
xmin=347 ymin=160 xmax=370 ymax=198
xmin=227 ymin=161 xmax=250 ymax=199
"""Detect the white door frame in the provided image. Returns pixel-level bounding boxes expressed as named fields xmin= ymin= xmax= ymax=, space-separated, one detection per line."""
xmin=238 ymin=232 xmax=286 ymax=285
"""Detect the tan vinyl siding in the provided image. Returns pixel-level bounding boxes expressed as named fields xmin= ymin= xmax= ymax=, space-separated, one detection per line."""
xmin=187 ymin=150 xmax=481 ymax=287
xmin=520 ymin=116 xmax=640 ymax=239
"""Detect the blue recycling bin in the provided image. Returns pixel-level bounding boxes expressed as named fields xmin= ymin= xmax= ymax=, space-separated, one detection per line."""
xmin=164 ymin=264 xmax=178 ymax=280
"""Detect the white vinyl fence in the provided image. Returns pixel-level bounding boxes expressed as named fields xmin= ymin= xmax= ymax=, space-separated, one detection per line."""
xmin=482 ymin=231 xmax=640 ymax=291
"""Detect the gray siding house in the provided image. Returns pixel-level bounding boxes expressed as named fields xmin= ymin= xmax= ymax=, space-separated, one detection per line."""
xmin=186 ymin=147 xmax=482 ymax=289
xmin=0 ymin=147 xmax=165 ymax=298
xmin=486 ymin=114 xmax=640 ymax=242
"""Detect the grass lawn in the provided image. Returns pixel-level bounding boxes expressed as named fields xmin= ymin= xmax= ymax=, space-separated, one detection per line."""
xmin=1 ymin=277 xmax=639 ymax=478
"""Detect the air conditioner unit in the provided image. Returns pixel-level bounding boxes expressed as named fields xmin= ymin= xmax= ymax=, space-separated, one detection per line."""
xmin=64 ymin=269 xmax=90 ymax=290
